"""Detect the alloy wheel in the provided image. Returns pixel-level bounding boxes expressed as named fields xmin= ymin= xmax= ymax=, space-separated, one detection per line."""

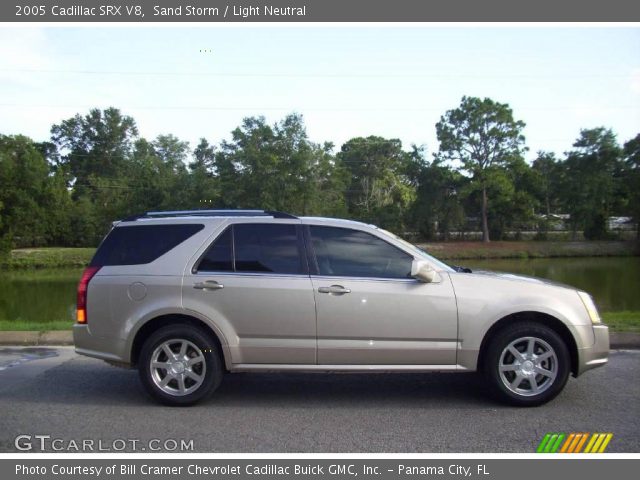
xmin=498 ymin=336 xmax=558 ymax=397
xmin=149 ymin=339 xmax=207 ymax=396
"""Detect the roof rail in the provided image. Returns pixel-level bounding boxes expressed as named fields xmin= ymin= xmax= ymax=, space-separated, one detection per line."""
xmin=121 ymin=209 xmax=298 ymax=221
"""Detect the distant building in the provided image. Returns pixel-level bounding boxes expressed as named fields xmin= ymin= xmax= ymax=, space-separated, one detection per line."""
xmin=608 ymin=216 xmax=635 ymax=231
xmin=536 ymin=213 xmax=569 ymax=231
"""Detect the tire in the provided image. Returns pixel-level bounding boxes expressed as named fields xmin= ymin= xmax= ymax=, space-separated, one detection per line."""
xmin=138 ymin=324 xmax=223 ymax=406
xmin=483 ymin=321 xmax=570 ymax=407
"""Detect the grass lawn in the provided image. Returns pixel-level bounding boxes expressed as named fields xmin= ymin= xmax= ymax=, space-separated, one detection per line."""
xmin=601 ymin=311 xmax=640 ymax=332
xmin=0 ymin=320 xmax=74 ymax=331
xmin=418 ymin=240 xmax=638 ymax=260
xmin=2 ymin=248 xmax=95 ymax=269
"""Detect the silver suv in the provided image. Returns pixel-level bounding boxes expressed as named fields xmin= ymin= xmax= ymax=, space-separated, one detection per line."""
xmin=74 ymin=210 xmax=609 ymax=406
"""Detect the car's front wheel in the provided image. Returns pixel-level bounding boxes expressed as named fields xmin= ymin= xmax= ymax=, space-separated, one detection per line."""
xmin=483 ymin=322 xmax=570 ymax=406
xmin=138 ymin=325 xmax=223 ymax=406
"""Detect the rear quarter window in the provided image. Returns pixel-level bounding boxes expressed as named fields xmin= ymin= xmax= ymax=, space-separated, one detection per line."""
xmin=91 ymin=224 xmax=204 ymax=266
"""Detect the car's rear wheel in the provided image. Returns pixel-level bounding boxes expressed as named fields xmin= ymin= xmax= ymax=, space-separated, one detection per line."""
xmin=483 ymin=321 xmax=570 ymax=406
xmin=138 ymin=325 xmax=223 ymax=406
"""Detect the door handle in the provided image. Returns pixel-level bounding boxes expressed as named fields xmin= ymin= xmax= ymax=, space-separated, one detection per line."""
xmin=318 ymin=285 xmax=351 ymax=295
xmin=193 ymin=280 xmax=224 ymax=291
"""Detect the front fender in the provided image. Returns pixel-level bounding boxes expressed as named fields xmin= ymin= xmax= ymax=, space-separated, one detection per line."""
xmin=450 ymin=272 xmax=592 ymax=370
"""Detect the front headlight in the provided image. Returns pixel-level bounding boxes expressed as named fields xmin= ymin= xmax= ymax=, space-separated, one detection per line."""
xmin=577 ymin=291 xmax=601 ymax=324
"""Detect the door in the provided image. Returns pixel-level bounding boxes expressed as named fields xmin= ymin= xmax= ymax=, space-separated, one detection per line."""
xmin=308 ymin=225 xmax=458 ymax=365
xmin=183 ymin=222 xmax=316 ymax=365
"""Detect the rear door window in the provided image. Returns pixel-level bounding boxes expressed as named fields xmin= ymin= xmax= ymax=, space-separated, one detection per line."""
xmin=197 ymin=223 xmax=304 ymax=275
xmin=197 ymin=227 xmax=234 ymax=272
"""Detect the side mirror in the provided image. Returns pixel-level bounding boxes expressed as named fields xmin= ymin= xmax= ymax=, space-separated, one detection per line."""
xmin=411 ymin=259 xmax=439 ymax=283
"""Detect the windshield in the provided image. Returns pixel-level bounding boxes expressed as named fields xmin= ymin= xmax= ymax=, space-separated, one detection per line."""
xmin=377 ymin=228 xmax=454 ymax=272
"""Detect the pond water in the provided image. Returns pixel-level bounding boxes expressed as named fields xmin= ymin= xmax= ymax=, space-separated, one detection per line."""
xmin=0 ymin=269 xmax=82 ymax=325
xmin=461 ymin=257 xmax=640 ymax=312
xmin=0 ymin=256 xmax=638 ymax=325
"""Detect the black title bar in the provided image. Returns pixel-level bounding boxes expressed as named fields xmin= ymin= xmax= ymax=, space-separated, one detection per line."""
xmin=3 ymin=0 xmax=640 ymax=22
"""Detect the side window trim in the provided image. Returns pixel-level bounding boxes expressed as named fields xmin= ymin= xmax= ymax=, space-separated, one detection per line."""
xmin=230 ymin=224 xmax=237 ymax=272
xmin=302 ymin=225 xmax=319 ymax=276
xmin=296 ymin=225 xmax=311 ymax=275
xmin=306 ymin=225 xmax=415 ymax=280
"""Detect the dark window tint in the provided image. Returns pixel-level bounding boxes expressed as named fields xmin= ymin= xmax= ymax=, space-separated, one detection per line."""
xmin=91 ymin=224 xmax=204 ymax=266
xmin=234 ymin=224 xmax=302 ymax=274
xmin=197 ymin=227 xmax=233 ymax=272
xmin=310 ymin=226 xmax=412 ymax=279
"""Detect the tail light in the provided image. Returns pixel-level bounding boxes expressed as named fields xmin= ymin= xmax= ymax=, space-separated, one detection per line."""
xmin=76 ymin=266 xmax=100 ymax=324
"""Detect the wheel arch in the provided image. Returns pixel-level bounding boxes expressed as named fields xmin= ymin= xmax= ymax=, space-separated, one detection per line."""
xmin=130 ymin=313 xmax=230 ymax=370
xmin=476 ymin=311 xmax=579 ymax=377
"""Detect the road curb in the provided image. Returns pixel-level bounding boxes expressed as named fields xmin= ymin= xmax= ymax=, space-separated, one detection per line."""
xmin=0 ymin=330 xmax=638 ymax=349
xmin=0 ymin=330 xmax=73 ymax=346
xmin=609 ymin=332 xmax=640 ymax=350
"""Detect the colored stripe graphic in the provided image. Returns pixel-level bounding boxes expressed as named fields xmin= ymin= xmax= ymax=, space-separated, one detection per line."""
xmin=560 ymin=433 xmax=575 ymax=453
xmin=591 ymin=434 xmax=606 ymax=453
xmin=563 ymin=432 xmax=586 ymax=453
xmin=573 ymin=433 xmax=589 ymax=453
xmin=537 ymin=433 xmax=552 ymax=453
xmin=584 ymin=433 xmax=598 ymax=453
xmin=550 ymin=434 xmax=566 ymax=453
xmin=537 ymin=433 xmax=612 ymax=453
xmin=597 ymin=434 xmax=613 ymax=453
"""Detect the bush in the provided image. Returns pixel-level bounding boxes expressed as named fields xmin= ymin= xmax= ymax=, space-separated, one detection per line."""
xmin=583 ymin=213 xmax=611 ymax=240
xmin=0 ymin=233 xmax=12 ymax=262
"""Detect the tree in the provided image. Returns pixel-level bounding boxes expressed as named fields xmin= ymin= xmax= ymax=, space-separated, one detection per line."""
xmin=152 ymin=134 xmax=189 ymax=174
xmin=531 ymin=151 xmax=562 ymax=216
xmin=51 ymin=107 xmax=138 ymax=194
xmin=435 ymin=96 xmax=526 ymax=242
xmin=272 ymin=113 xmax=322 ymax=213
xmin=407 ymin=148 xmax=465 ymax=240
xmin=485 ymin=157 xmax=538 ymax=240
xmin=623 ymin=133 xmax=640 ymax=239
xmin=305 ymin=142 xmax=349 ymax=217
xmin=561 ymin=128 xmax=622 ymax=239
xmin=0 ymin=135 xmax=72 ymax=247
xmin=339 ymin=136 xmax=415 ymax=231
xmin=0 ymin=135 xmax=48 ymax=246
xmin=213 ymin=114 xmax=345 ymax=215
xmin=122 ymin=136 xmax=193 ymax=213
xmin=189 ymin=138 xmax=219 ymax=208
xmin=191 ymin=138 xmax=216 ymax=172
xmin=0 ymin=199 xmax=9 ymax=260
xmin=42 ymin=168 xmax=74 ymax=245
xmin=214 ymin=116 xmax=282 ymax=209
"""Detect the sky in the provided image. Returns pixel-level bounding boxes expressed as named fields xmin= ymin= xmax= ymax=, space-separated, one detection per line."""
xmin=0 ymin=26 xmax=638 ymax=160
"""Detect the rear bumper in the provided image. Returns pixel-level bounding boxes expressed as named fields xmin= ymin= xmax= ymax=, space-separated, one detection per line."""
xmin=576 ymin=324 xmax=609 ymax=376
xmin=73 ymin=324 xmax=130 ymax=364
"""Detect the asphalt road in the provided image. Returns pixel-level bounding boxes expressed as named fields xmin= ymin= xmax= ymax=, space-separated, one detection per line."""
xmin=0 ymin=347 xmax=638 ymax=453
